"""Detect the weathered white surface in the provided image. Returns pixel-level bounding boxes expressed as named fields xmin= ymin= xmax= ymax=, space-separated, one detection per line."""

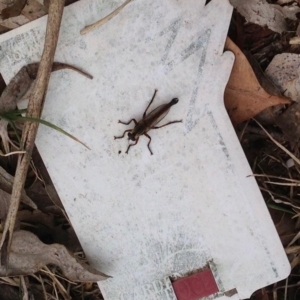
xmin=0 ymin=0 xmax=290 ymax=299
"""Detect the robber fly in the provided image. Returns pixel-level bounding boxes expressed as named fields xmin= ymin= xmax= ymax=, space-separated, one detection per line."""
xmin=114 ymin=89 xmax=182 ymax=155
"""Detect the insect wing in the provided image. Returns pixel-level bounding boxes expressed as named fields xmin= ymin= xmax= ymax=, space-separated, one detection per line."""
xmin=144 ymin=104 xmax=171 ymax=127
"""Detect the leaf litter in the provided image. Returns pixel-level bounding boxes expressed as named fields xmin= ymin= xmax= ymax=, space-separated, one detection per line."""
xmin=224 ymin=37 xmax=290 ymax=125
xmin=0 ymin=1 xmax=121 ymax=299
xmin=0 ymin=0 xmax=77 ymax=33
xmin=229 ymin=3 xmax=300 ymax=299
xmin=2 ymin=0 xmax=300 ymax=300
xmin=0 ymin=64 xmax=108 ymax=295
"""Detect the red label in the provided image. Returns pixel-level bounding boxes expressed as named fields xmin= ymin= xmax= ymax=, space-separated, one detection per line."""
xmin=172 ymin=269 xmax=219 ymax=300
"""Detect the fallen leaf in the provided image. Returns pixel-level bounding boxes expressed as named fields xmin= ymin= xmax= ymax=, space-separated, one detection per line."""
xmin=17 ymin=210 xmax=54 ymax=229
xmin=0 ymin=165 xmax=36 ymax=209
xmin=273 ymin=4 xmax=300 ymax=22
xmin=224 ymin=37 xmax=290 ymax=124
xmin=245 ymin=52 xmax=282 ymax=97
xmin=245 ymin=52 xmax=284 ymax=124
xmin=263 ymin=53 xmax=300 ymax=142
xmin=1 ymin=0 xmax=27 ymax=20
xmin=229 ymin=0 xmax=288 ymax=33
xmin=243 ymin=24 xmax=275 ymax=55
xmin=0 ymin=14 xmax=31 ymax=31
xmin=0 ymin=230 xmax=110 ymax=281
xmin=17 ymin=211 xmax=81 ymax=252
xmin=265 ymin=53 xmax=300 ymax=102
xmin=0 ymin=66 xmax=31 ymax=114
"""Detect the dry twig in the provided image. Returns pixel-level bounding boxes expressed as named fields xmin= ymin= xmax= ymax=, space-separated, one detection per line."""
xmin=0 ymin=0 xmax=65 ymax=267
xmin=80 ymin=0 xmax=132 ymax=35
xmin=253 ymin=119 xmax=300 ymax=166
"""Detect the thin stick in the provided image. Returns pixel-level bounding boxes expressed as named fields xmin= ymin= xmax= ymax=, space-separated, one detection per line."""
xmin=253 ymin=118 xmax=300 ymax=166
xmin=0 ymin=0 xmax=65 ymax=266
xmin=80 ymin=0 xmax=132 ymax=35
xmin=20 ymin=276 xmax=29 ymax=300
xmin=0 ymin=150 xmax=26 ymax=156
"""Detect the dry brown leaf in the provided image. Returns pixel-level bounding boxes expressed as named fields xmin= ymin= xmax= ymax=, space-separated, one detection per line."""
xmin=0 ymin=166 xmax=36 ymax=209
xmin=265 ymin=53 xmax=300 ymax=102
xmin=0 ymin=230 xmax=110 ymax=281
xmin=224 ymin=37 xmax=291 ymax=124
xmin=1 ymin=0 xmax=27 ymax=20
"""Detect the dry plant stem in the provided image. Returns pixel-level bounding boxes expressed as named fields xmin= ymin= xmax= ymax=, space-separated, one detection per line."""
xmin=0 ymin=150 xmax=26 ymax=156
xmin=253 ymin=119 xmax=300 ymax=166
xmin=20 ymin=275 xmax=29 ymax=300
xmin=80 ymin=0 xmax=132 ymax=35
xmin=39 ymin=274 xmax=48 ymax=300
xmin=0 ymin=0 xmax=65 ymax=265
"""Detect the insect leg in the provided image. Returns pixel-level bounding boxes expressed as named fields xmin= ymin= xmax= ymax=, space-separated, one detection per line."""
xmin=144 ymin=133 xmax=153 ymax=155
xmin=114 ymin=129 xmax=132 ymax=139
xmin=126 ymin=137 xmax=139 ymax=154
xmin=118 ymin=119 xmax=138 ymax=125
xmin=152 ymin=120 xmax=182 ymax=129
xmin=143 ymin=89 xmax=158 ymax=118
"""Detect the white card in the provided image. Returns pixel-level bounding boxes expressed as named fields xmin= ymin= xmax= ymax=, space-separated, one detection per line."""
xmin=0 ymin=0 xmax=290 ymax=299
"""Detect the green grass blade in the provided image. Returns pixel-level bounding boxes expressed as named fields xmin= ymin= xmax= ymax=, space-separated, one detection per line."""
xmin=267 ymin=203 xmax=295 ymax=215
xmin=8 ymin=115 xmax=90 ymax=150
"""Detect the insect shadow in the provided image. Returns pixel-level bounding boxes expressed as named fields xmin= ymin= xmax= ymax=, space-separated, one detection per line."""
xmin=114 ymin=89 xmax=182 ymax=155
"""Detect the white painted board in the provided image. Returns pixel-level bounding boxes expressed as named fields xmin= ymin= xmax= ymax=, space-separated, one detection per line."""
xmin=0 ymin=0 xmax=290 ymax=299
